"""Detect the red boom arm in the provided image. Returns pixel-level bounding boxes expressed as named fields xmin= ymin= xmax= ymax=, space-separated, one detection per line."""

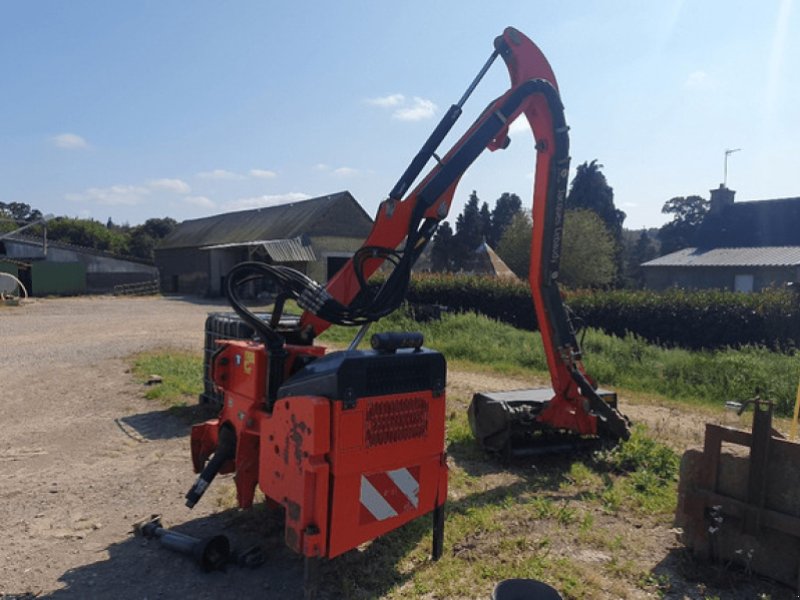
xmin=300 ymin=27 xmax=629 ymax=440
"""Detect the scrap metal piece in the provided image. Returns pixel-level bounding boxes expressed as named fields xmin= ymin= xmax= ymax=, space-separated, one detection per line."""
xmin=135 ymin=515 xmax=231 ymax=572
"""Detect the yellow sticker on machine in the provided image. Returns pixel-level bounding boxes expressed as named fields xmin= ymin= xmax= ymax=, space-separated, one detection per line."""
xmin=243 ymin=350 xmax=255 ymax=375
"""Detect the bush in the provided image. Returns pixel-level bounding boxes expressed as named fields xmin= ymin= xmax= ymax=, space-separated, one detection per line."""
xmin=404 ymin=273 xmax=800 ymax=351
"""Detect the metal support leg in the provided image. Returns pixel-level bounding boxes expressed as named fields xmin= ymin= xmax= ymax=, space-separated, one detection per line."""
xmin=303 ymin=555 xmax=319 ymax=600
xmin=432 ymin=502 xmax=445 ymax=561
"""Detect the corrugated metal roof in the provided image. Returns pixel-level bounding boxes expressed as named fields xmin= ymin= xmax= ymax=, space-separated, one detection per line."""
xmin=200 ymin=237 xmax=316 ymax=262
xmin=642 ymin=246 xmax=800 ymax=268
xmin=2 ymin=233 xmax=155 ymax=265
xmin=156 ymin=191 xmax=373 ymax=250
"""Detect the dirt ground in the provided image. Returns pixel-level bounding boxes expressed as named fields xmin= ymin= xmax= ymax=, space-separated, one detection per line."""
xmin=0 ymin=296 xmax=793 ymax=599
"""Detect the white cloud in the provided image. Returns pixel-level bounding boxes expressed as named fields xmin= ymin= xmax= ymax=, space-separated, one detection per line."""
xmin=366 ymin=94 xmax=405 ymax=108
xmin=51 ymin=133 xmax=89 ymax=149
xmin=249 ymin=169 xmax=277 ymax=179
xmin=684 ymin=70 xmax=712 ymax=90
xmin=183 ymin=195 xmax=215 ymax=208
xmin=66 ymin=185 xmax=150 ymax=206
xmin=313 ymin=164 xmax=358 ymax=177
xmin=223 ymin=192 xmax=312 ymax=212
xmin=197 ymin=169 xmax=245 ymax=180
xmin=148 ymin=178 xmax=191 ymax=194
xmin=393 ymin=97 xmax=437 ymax=121
xmin=368 ymin=94 xmax=438 ymax=121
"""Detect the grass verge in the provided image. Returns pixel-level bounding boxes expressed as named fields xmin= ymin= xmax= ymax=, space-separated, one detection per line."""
xmin=321 ymin=308 xmax=800 ymax=415
xmin=130 ymin=349 xmax=203 ymax=408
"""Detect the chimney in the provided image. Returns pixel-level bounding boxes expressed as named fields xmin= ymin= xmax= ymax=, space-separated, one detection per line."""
xmin=709 ymin=183 xmax=735 ymax=214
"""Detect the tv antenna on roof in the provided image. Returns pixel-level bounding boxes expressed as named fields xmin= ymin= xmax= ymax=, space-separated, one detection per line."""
xmin=723 ymin=148 xmax=741 ymax=187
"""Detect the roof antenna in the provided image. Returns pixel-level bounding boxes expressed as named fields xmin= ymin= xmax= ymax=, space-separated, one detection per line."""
xmin=723 ymin=148 xmax=741 ymax=187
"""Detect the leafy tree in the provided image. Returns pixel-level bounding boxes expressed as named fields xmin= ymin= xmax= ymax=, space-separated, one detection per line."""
xmin=489 ymin=192 xmax=523 ymax=247
xmin=566 ymin=160 xmax=625 ymax=283
xmin=47 ymin=217 xmax=130 ymax=255
xmin=128 ymin=229 xmax=156 ymax=260
xmin=496 ymin=211 xmax=532 ymax=279
xmin=1 ymin=201 xmax=174 ymax=261
xmin=138 ymin=217 xmax=177 ymax=240
xmin=0 ymin=201 xmax=42 ymax=223
xmin=430 ymin=221 xmax=454 ymax=272
xmin=658 ymin=195 xmax=709 ymax=254
xmin=566 ymin=161 xmax=625 ymax=237
xmin=559 ymin=209 xmax=616 ymax=288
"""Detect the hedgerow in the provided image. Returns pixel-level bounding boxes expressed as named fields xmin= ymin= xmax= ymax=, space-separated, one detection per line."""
xmin=403 ymin=273 xmax=800 ymax=351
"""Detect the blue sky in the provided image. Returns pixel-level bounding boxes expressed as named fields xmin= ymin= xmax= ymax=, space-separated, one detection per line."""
xmin=1 ymin=1 xmax=797 ymax=230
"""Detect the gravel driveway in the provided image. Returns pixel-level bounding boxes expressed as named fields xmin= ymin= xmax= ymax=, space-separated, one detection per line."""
xmin=0 ymin=296 xmax=309 ymax=599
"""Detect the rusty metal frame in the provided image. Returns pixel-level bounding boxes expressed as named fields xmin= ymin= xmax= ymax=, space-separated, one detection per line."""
xmin=684 ymin=399 xmax=800 ymax=589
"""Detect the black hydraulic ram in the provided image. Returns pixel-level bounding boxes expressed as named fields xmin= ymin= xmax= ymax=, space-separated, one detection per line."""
xmin=386 ymin=48 xmax=500 ymax=203
xmin=185 ymin=425 xmax=237 ymax=508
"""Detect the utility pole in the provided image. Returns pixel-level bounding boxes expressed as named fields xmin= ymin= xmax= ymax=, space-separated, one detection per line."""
xmin=723 ymin=148 xmax=741 ymax=187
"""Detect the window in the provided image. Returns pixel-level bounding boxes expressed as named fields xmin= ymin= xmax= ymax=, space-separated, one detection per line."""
xmin=326 ymin=255 xmax=350 ymax=281
xmin=734 ymin=274 xmax=754 ymax=293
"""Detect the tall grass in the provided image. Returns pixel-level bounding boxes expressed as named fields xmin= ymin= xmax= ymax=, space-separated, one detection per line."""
xmin=321 ymin=309 xmax=800 ymax=415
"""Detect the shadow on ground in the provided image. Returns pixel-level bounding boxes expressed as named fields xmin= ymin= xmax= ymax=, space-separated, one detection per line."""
xmin=38 ymin=464 xmax=577 ymax=600
xmin=651 ymin=545 xmax=796 ymax=600
xmin=115 ymin=404 xmax=217 ymax=442
xmin=42 ymin=507 xmax=306 ymax=599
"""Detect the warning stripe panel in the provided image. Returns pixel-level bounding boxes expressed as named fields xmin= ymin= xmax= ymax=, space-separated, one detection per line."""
xmin=359 ymin=466 xmax=420 ymax=524
xmin=387 ymin=468 xmax=419 ymax=509
xmin=360 ymin=474 xmax=398 ymax=521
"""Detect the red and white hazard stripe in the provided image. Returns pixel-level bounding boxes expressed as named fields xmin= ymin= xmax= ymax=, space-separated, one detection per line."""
xmin=359 ymin=466 xmax=420 ymax=524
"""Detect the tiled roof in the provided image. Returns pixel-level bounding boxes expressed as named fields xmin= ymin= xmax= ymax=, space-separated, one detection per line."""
xmin=698 ymin=196 xmax=800 ymax=247
xmin=642 ymin=246 xmax=800 ymax=268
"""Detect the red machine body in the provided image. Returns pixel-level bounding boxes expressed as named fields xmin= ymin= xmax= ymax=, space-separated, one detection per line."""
xmin=190 ymin=339 xmax=447 ymax=560
xmin=186 ymin=25 xmax=629 ymax=585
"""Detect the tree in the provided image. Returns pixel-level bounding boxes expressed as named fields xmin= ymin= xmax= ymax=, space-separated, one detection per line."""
xmin=488 ymin=192 xmax=522 ymax=247
xmin=47 ymin=217 xmax=130 ymax=255
xmin=496 ymin=211 xmax=532 ymax=279
xmin=559 ymin=209 xmax=616 ymax=288
xmin=622 ymin=230 xmax=658 ymax=287
xmin=658 ymin=195 xmax=709 ymax=254
xmin=430 ymin=221 xmax=454 ymax=272
xmin=479 ymin=202 xmax=492 ymax=243
xmin=566 ymin=160 xmax=625 ymax=283
xmin=566 ymin=161 xmax=625 ymax=237
xmin=128 ymin=229 xmax=156 ymax=260
xmin=453 ymin=191 xmax=484 ymax=268
xmin=0 ymin=201 xmax=42 ymax=223
xmin=138 ymin=217 xmax=177 ymax=240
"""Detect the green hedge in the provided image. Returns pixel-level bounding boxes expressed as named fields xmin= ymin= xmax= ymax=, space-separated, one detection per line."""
xmin=403 ymin=273 xmax=800 ymax=351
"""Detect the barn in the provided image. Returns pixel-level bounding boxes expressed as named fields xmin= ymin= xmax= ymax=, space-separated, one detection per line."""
xmin=0 ymin=234 xmax=158 ymax=295
xmin=154 ymin=192 xmax=374 ymax=296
